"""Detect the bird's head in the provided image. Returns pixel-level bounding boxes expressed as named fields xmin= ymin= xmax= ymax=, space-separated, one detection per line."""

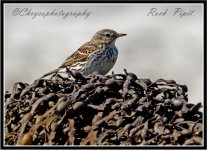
xmin=91 ymin=29 xmax=127 ymax=46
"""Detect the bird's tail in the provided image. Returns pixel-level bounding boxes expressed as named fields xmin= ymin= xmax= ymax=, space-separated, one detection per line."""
xmin=41 ymin=68 xmax=60 ymax=78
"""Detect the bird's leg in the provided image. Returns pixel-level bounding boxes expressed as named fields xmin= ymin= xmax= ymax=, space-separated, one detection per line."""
xmin=111 ymin=71 xmax=116 ymax=79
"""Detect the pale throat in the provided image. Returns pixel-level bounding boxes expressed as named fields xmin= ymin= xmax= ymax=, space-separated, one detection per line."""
xmin=108 ymin=39 xmax=116 ymax=48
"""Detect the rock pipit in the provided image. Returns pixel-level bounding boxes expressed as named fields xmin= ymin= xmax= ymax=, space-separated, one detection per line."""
xmin=41 ymin=29 xmax=126 ymax=78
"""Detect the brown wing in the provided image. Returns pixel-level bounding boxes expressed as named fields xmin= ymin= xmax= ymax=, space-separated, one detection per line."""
xmin=59 ymin=42 xmax=97 ymax=68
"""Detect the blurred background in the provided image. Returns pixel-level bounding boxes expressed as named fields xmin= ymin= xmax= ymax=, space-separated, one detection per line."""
xmin=4 ymin=4 xmax=203 ymax=104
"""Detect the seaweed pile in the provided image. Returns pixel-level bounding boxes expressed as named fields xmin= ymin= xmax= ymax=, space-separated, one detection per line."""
xmin=4 ymin=69 xmax=203 ymax=145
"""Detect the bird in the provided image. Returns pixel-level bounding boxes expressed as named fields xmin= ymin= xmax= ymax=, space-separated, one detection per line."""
xmin=41 ymin=29 xmax=127 ymax=78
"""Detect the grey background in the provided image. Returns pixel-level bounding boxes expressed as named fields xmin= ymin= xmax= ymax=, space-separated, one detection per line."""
xmin=4 ymin=4 xmax=204 ymax=104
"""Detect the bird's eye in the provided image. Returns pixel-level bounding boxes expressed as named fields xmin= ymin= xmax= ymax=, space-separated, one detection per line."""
xmin=105 ymin=34 xmax=110 ymax=37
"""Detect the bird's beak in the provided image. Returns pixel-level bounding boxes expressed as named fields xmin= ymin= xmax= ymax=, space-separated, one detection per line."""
xmin=117 ymin=33 xmax=127 ymax=38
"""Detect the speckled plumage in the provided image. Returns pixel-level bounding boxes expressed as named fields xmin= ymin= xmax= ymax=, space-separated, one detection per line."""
xmin=41 ymin=29 xmax=126 ymax=78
